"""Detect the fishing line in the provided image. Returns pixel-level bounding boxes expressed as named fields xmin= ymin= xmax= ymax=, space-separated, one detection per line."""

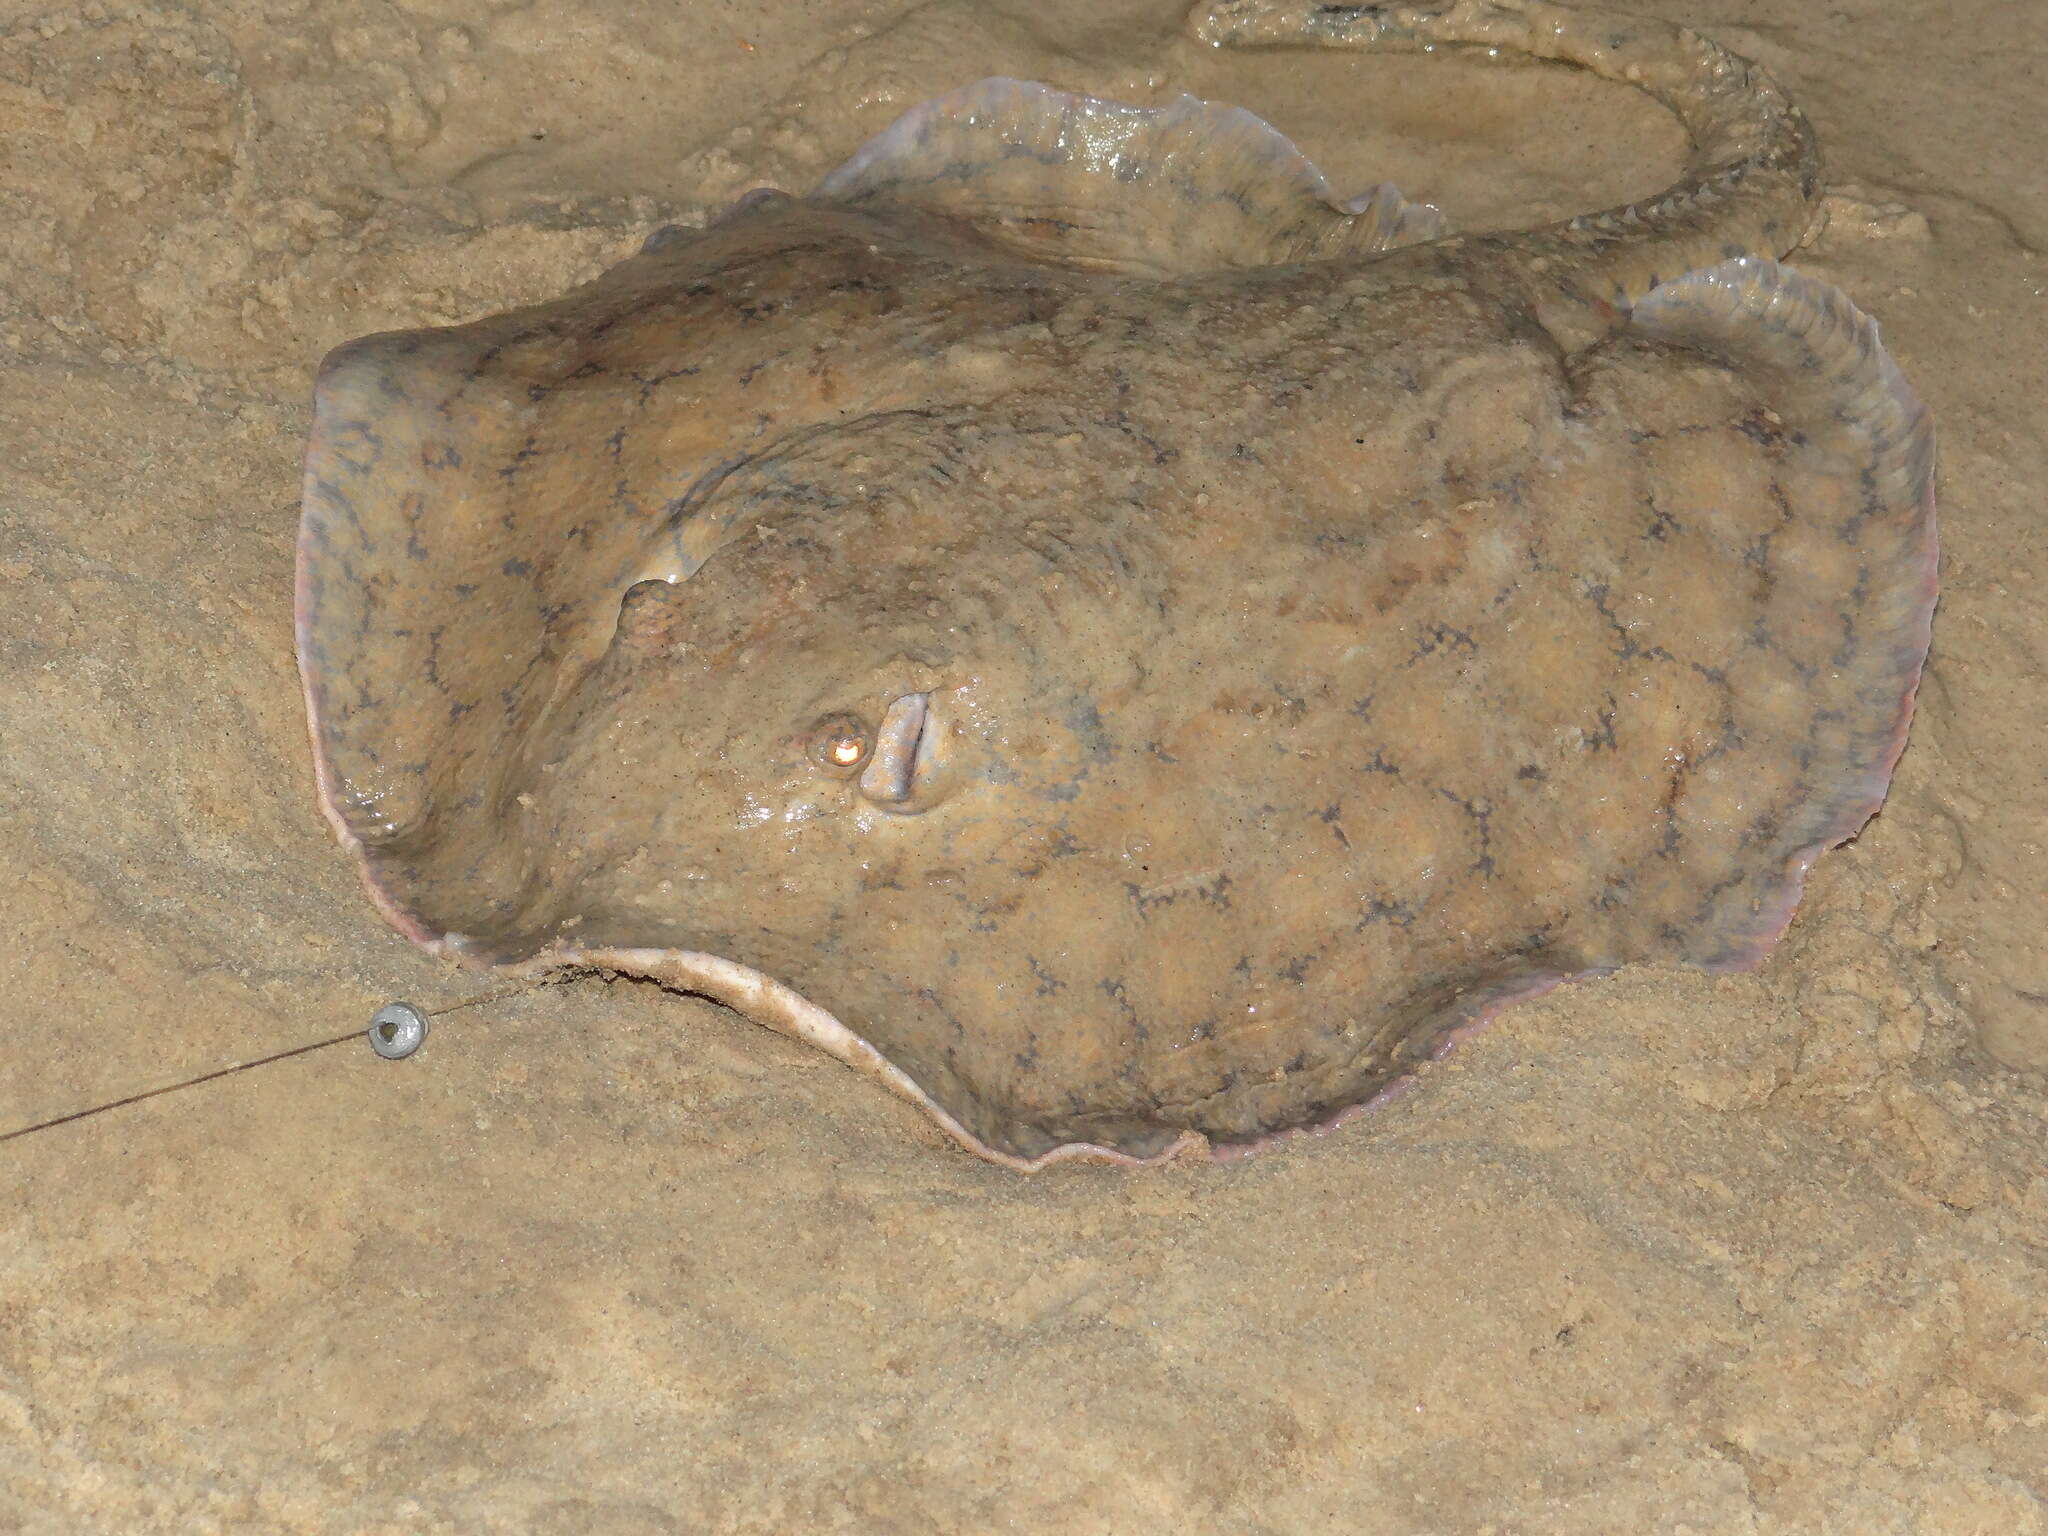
xmin=0 ymin=976 xmax=562 ymax=1146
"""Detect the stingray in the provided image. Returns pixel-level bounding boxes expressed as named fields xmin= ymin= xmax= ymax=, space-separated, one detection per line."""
xmin=295 ymin=0 xmax=1936 ymax=1168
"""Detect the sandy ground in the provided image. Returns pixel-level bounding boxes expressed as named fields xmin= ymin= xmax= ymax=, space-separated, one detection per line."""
xmin=2 ymin=0 xmax=2044 ymax=1529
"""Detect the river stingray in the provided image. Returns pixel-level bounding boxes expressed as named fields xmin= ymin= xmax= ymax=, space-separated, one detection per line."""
xmin=296 ymin=0 xmax=1936 ymax=1168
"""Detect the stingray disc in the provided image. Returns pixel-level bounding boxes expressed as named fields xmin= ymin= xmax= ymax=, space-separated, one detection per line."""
xmin=297 ymin=73 xmax=1933 ymax=1168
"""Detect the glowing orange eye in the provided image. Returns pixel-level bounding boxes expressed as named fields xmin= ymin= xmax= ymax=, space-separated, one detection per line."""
xmin=812 ymin=713 xmax=870 ymax=770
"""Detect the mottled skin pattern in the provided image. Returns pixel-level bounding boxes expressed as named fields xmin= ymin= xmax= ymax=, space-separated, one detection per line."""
xmin=297 ymin=2 xmax=1935 ymax=1165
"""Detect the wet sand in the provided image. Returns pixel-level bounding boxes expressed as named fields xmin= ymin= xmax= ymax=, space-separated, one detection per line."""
xmin=3 ymin=0 xmax=2044 ymax=1528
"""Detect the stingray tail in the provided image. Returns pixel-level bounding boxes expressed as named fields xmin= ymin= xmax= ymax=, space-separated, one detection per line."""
xmin=1630 ymin=257 xmax=1936 ymax=966
xmin=1187 ymin=0 xmax=1823 ymax=327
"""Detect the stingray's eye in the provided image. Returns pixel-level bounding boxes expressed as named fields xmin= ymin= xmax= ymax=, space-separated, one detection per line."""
xmin=811 ymin=713 xmax=871 ymax=771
